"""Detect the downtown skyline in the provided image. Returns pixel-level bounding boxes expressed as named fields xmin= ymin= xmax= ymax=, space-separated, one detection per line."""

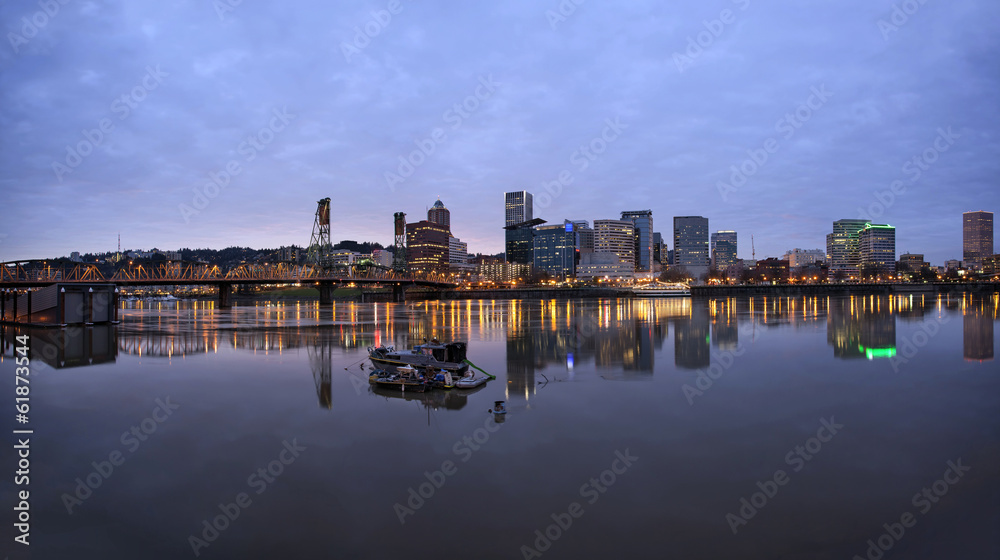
xmin=2 ymin=0 xmax=999 ymax=265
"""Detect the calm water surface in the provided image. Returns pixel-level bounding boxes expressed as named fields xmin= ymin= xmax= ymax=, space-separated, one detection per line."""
xmin=2 ymin=294 xmax=998 ymax=559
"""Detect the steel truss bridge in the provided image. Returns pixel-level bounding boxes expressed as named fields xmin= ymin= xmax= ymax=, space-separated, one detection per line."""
xmin=0 ymin=260 xmax=454 ymax=305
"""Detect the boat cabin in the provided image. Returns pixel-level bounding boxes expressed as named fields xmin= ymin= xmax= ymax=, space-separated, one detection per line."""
xmin=413 ymin=342 xmax=467 ymax=364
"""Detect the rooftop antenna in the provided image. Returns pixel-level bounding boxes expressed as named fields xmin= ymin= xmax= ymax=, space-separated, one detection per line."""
xmin=751 ymin=234 xmax=755 ymax=261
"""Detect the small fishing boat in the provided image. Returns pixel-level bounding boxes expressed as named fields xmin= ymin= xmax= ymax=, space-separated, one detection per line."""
xmin=368 ymin=366 xmax=429 ymax=392
xmin=368 ymin=340 xmax=470 ymax=375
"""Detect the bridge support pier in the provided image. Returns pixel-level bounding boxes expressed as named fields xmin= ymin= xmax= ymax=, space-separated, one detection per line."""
xmin=318 ymin=282 xmax=335 ymax=305
xmin=392 ymin=284 xmax=406 ymax=303
xmin=218 ymin=282 xmax=233 ymax=308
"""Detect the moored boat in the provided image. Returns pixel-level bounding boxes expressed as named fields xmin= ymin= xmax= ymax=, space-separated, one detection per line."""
xmin=368 ymin=340 xmax=470 ymax=375
xmin=368 ymin=366 xmax=430 ymax=392
xmin=631 ymin=283 xmax=690 ymax=297
xmin=454 ymin=374 xmax=488 ymax=389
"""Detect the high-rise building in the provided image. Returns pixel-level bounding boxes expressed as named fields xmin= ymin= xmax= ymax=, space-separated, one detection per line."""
xmin=963 ymin=211 xmax=994 ymax=271
xmin=710 ymin=231 xmax=738 ymax=270
xmin=448 ymin=236 xmax=472 ymax=272
xmin=428 ymin=198 xmax=450 ymax=228
xmin=652 ymin=232 xmax=664 ymax=265
xmin=594 ymin=219 xmax=635 ymax=268
xmin=577 ymin=228 xmax=594 ymax=254
xmin=621 ymin=210 xmax=653 ymax=272
xmin=858 ymin=223 xmax=896 ymax=275
xmin=504 ymin=191 xmax=539 ymax=264
xmin=533 ymin=223 xmax=576 ymax=277
xmin=406 ymin=220 xmax=450 ymax=272
xmin=673 ymin=216 xmax=709 ymax=275
xmin=504 ymin=191 xmax=533 ymax=227
xmin=827 ymin=219 xmax=870 ymax=276
xmin=505 ymin=218 xmax=544 ymax=264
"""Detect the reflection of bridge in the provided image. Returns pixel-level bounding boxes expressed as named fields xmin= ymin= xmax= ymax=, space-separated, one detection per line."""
xmin=0 ymin=260 xmax=456 ymax=306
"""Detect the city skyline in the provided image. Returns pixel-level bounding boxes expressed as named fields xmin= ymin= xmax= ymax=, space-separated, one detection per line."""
xmin=2 ymin=1 xmax=999 ymax=265
xmin=12 ymin=194 xmax=997 ymax=270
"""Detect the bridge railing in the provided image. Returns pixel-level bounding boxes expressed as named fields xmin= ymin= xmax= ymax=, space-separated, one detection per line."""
xmin=2 ymin=259 xmax=453 ymax=286
xmin=110 ymin=262 xmax=223 ymax=282
xmin=0 ymin=261 xmax=106 ymax=283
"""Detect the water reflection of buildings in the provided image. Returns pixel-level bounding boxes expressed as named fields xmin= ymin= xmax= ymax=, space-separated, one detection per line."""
xmin=504 ymin=299 xmax=693 ymax=396
xmin=963 ymin=294 xmax=996 ymax=362
xmin=675 ymin=298 xmax=709 ymax=369
xmin=826 ymin=296 xmax=896 ymax=359
xmin=1 ymin=325 xmax=117 ymax=368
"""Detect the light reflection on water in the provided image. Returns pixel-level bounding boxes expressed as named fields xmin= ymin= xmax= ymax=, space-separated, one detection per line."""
xmin=0 ymin=293 xmax=997 ymax=559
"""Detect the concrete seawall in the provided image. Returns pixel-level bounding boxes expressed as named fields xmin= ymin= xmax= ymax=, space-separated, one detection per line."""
xmin=405 ymin=287 xmax=632 ymax=300
xmin=406 ymin=282 xmax=998 ymax=300
xmin=690 ymin=282 xmax=999 ymax=297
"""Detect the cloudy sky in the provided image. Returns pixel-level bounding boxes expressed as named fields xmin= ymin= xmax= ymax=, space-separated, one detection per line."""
xmin=2 ymin=0 xmax=998 ymax=265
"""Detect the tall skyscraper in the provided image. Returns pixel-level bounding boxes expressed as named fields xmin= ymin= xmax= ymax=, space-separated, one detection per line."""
xmin=621 ymin=210 xmax=653 ymax=272
xmin=532 ymin=223 xmax=576 ymax=277
xmin=594 ymin=220 xmax=636 ymax=267
xmin=504 ymin=191 xmax=540 ymax=264
xmin=963 ymin=211 xmax=994 ymax=271
xmin=673 ymin=216 xmax=709 ymax=275
xmin=858 ymin=223 xmax=896 ymax=275
xmin=504 ymin=191 xmax=533 ymax=227
xmin=406 ymin=220 xmax=450 ymax=273
xmin=427 ymin=198 xmax=450 ymax=228
xmin=826 ymin=219 xmax=870 ymax=276
xmin=710 ymin=230 xmax=738 ymax=270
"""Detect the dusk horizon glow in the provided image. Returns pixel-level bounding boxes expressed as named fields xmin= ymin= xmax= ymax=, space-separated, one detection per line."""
xmin=2 ymin=0 xmax=998 ymax=265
